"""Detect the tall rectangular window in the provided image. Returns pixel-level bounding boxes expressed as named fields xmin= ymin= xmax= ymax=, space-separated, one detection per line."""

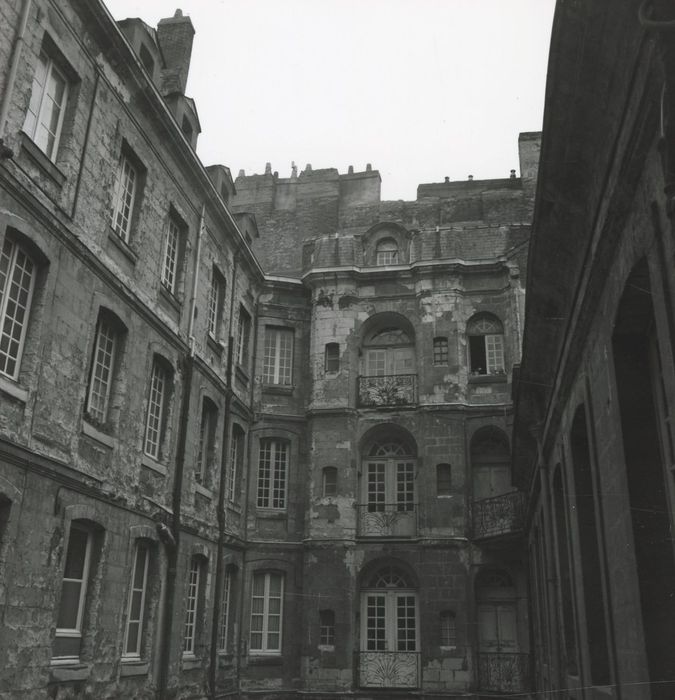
xmin=440 ymin=611 xmax=457 ymax=647
xmin=23 ymin=49 xmax=68 ymax=160
xmin=111 ymin=153 xmax=138 ymax=242
xmin=320 ymin=609 xmax=335 ymax=646
xmin=250 ymin=572 xmax=284 ymax=654
xmin=257 ymin=439 xmax=288 ymax=509
xmin=54 ymin=523 xmax=94 ymax=660
xmin=433 ymin=337 xmax=448 ymax=365
xmin=0 ymin=236 xmax=36 ymax=380
xmin=236 ymin=306 xmax=251 ymax=369
xmin=123 ymin=541 xmax=150 ymax=658
xmin=228 ymin=425 xmax=244 ymax=503
xmin=324 ymin=342 xmax=340 ymax=373
xmin=218 ymin=570 xmax=232 ymax=652
xmin=436 ymin=463 xmax=452 ymax=496
xmin=263 ymin=327 xmax=293 ymax=385
xmin=183 ymin=557 xmax=202 ymax=655
xmin=208 ymin=269 xmax=225 ymax=339
xmin=86 ymin=317 xmax=119 ymax=424
xmin=161 ymin=216 xmax=181 ymax=294
xmin=144 ymin=358 xmax=169 ymax=460
xmin=196 ymin=400 xmax=217 ymax=485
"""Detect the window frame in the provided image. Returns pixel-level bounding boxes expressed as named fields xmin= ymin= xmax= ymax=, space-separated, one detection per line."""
xmin=319 ymin=609 xmax=336 ymax=647
xmin=143 ymin=357 xmax=171 ymax=461
xmin=196 ymin=399 xmax=217 ymax=486
xmin=263 ymin=326 xmax=294 ymax=386
xmin=22 ymin=48 xmax=69 ymax=161
xmin=467 ymin=315 xmax=505 ymax=376
xmin=375 ymin=238 xmax=399 ymax=266
xmin=218 ymin=569 xmax=233 ymax=653
xmin=207 ymin=267 xmax=225 ymax=340
xmin=236 ymin=305 xmax=251 ymax=370
xmin=440 ymin=610 xmax=457 ymax=648
xmin=433 ymin=336 xmax=449 ymax=365
xmin=161 ymin=213 xmax=184 ymax=296
xmin=0 ymin=235 xmax=37 ymax=381
xmin=322 ymin=466 xmax=338 ymax=497
xmin=228 ymin=424 xmax=245 ymax=504
xmin=324 ymin=342 xmax=340 ymax=374
xmin=53 ymin=523 xmax=94 ymax=662
xmin=249 ymin=571 xmax=284 ymax=655
xmin=183 ymin=556 xmax=204 ymax=657
xmin=257 ymin=438 xmax=289 ymax=510
xmin=436 ymin=463 xmax=452 ymax=497
xmin=85 ymin=314 xmax=121 ymax=426
xmin=122 ymin=541 xmax=151 ymax=660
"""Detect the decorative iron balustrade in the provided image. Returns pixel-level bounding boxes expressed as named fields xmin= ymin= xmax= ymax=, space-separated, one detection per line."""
xmin=473 ymin=490 xmax=526 ymax=539
xmin=477 ymin=652 xmax=532 ymax=693
xmin=358 ymin=374 xmax=417 ymax=407
xmin=358 ymin=651 xmax=420 ymax=688
xmin=357 ymin=503 xmax=418 ymax=537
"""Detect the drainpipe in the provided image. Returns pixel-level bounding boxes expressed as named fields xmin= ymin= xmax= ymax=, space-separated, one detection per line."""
xmin=157 ymin=205 xmax=204 ymax=699
xmin=208 ymin=250 xmax=239 ymax=697
xmin=0 ymin=0 xmax=32 ymax=158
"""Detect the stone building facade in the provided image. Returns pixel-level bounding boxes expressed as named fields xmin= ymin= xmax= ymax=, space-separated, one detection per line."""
xmin=0 ymin=0 xmax=539 ymax=698
xmin=514 ymin=1 xmax=675 ymax=699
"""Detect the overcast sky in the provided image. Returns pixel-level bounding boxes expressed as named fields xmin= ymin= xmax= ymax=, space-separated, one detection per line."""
xmin=104 ymin=0 xmax=556 ymax=200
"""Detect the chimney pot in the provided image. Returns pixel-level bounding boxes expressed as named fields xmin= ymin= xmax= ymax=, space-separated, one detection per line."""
xmin=366 ymin=163 xmax=372 ymax=172
xmin=510 ymin=169 xmax=516 ymax=178
xmin=444 ymin=176 xmax=450 ymax=183
xmin=348 ymin=165 xmax=354 ymax=174
xmin=265 ymin=162 xmax=272 ymax=175
xmin=238 ymin=169 xmax=245 ymax=177
xmin=468 ymin=175 xmax=473 ymax=181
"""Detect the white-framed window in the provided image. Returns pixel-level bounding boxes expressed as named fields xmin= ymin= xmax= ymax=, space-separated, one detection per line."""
xmin=218 ymin=569 xmax=233 ymax=652
xmin=257 ymin=439 xmax=288 ymax=509
xmin=322 ymin=466 xmax=337 ymax=497
xmin=263 ymin=327 xmax=293 ymax=385
xmin=250 ymin=572 xmax=284 ymax=654
xmin=0 ymin=236 xmax=36 ymax=380
xmin=144 ymin=358 xmax=170 ymax=460
xmin=236 ymin=306 xmax=251 ymax=369
xmin=111 ymin=152 xmax=139 ymax=242
xmin=85 ymin=315 xmax=120 ymax=425
xmin=53 ymin=523 xmax=94 ymax=661
xmin=123 ymin=541 xmax=150 ymax=658
xmin=320 ymin=609 xmax=335 ymax=647
xmin=196 ymin=399 xmax=217 ymax=485
xmin=161 ymin=215 xmax=182 ymax=294
xmin=228 ymin=424 xmax=245 ymax=503
xmin=183 ymin=556 xmax=203 ymax=656
xmin=208 ymin=268 xmax=225 ymax=339
xmin=23 ymin=49 xmax=68 ymax=160
xmin=440 ymin=610 xmax=457 ymax=647
xmin=467 ymin=315 xmax=505 ymax=375
xmin=375 ymin=238 xmax=399 ymax=266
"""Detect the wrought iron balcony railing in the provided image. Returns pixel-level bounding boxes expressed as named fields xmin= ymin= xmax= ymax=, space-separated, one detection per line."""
xmin=357 ymin=503 xmax=418 ymax=537
xmin=358 ymin=374 xmax=417 ymax=407
xmin=477 ymin=652 xmax=532 ymax=693
xmin=357 ymin=650 xmax=420 ymax=688
xmin=473 ymin=490 xmax=526 ymax=539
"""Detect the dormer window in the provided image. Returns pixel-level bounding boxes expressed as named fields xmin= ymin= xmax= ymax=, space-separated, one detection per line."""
xmin=375 ymin=238 xmax=399 ymax=266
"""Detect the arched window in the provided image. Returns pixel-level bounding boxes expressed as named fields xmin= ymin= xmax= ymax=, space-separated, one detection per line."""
xmin=360 ymin=563 xmax=419 ymax=688
xmin=471 ymin=428 xmax=511 ymax=500
xmin=467 ymin=314 xmax=505 ymax=376
xmin=375 ymin=238 xmax=399 ymax=266
xmin=363 ymin=327 xmax=414 ymax=377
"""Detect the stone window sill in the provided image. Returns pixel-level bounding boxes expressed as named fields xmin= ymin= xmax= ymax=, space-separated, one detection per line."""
xmin=120 ymin=659 xmax=149 ymax=677
xmin=20 ymin=133 xmax=66 ymax=188
xmin=248 ymin=654 xmax=283 ymax=666
xmin=141 ymin=453 xmax=168 ymax=475
xmin=49 ymin=662 xmax=90 ymax=682
xmin=207 ymin=334 xmax=225 ymax=356
xmin=195 ymin=483 xmax=213 ymax=499
xmin=468 ymin=373 xmax=507 ymax=385
xmin=181 ymin=655 xmax=202 ymax=671
xmin=159 ymin=283 xmax=182 ymax=312
xmin=256 ymin=509 xmax=286 ymax=520
xmin=262 ymin=384 xmax=294 ymax=395
xmin=0 ymin=375 xmax=28 ymax=403
xmin=81 ymin=419 xmax=115 ymax=448
xmin=108 ymin=228 xmax=138 ymax=265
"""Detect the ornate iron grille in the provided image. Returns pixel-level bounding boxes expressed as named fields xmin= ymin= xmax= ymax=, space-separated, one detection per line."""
xmin=357 ymin=504 xmax=418 ymax=537
xmin=477 ymin=652 xmax=532 ymax=693
xmin=358 ymin=651 xmax=420 ymax=688
xmin=358 ymin=374 xmax=417 ymax=407
xmin=473 ymin=491 xmax=526 ymax=539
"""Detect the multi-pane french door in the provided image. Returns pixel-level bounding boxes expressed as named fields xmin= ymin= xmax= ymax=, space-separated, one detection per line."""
xmin=362 ymin=460 xmax=416 ymax=536
xmin=360 ymin=590 xmax=419 ymax=687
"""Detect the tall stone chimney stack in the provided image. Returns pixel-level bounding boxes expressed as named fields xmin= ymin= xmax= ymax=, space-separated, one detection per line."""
xmin=157 ymin=9 xmax=194 ymax=95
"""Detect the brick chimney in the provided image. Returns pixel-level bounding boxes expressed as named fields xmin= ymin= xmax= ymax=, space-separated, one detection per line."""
xmin=157 ymin=9 xmax=194 ymax=95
